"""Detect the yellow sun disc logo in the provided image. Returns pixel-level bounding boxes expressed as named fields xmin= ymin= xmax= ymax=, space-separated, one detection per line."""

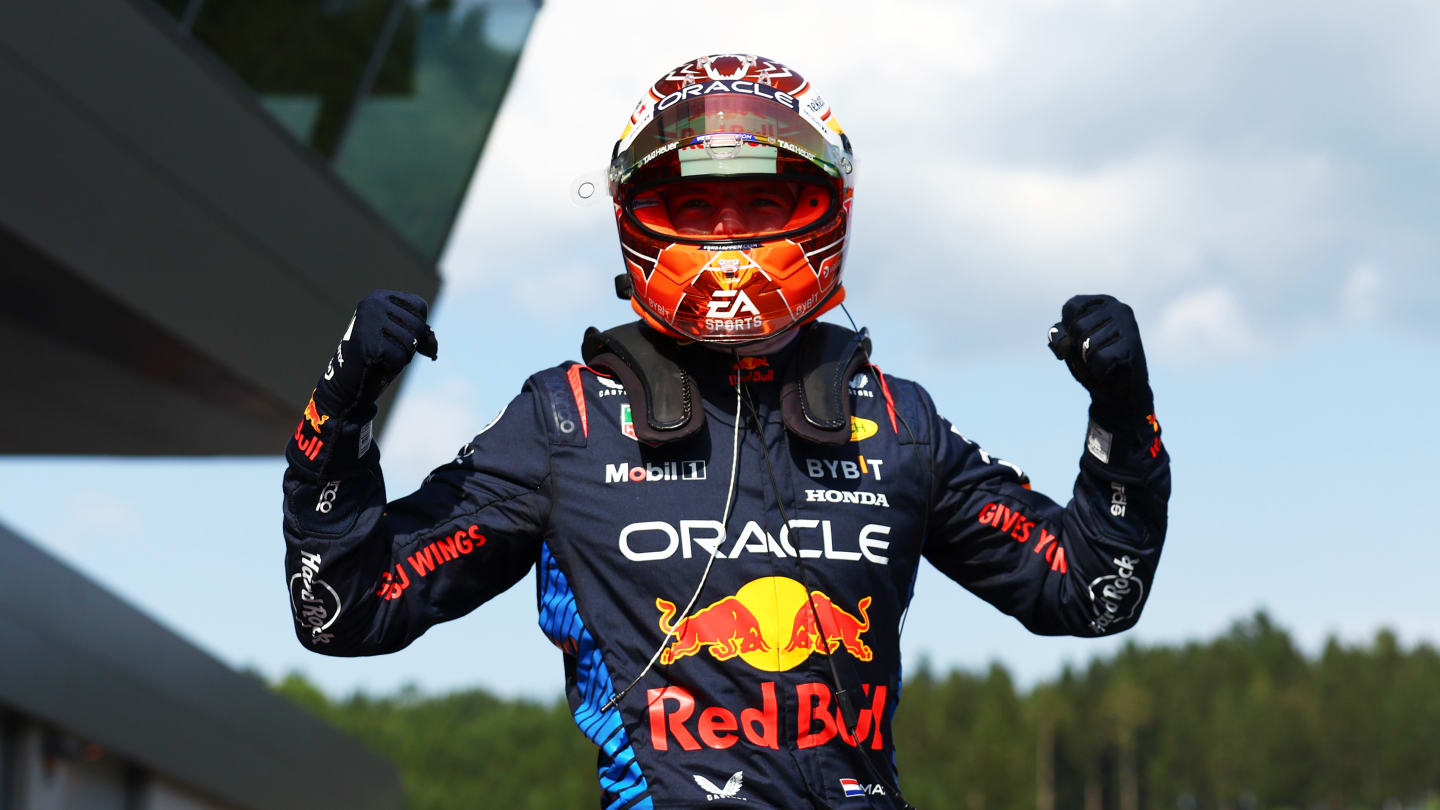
xmin=654 ymin=577 xmax=874 ymax=672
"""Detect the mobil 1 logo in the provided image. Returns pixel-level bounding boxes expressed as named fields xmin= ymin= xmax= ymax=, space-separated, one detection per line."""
xmin=605 ymin=460 xmax=707 ymax=484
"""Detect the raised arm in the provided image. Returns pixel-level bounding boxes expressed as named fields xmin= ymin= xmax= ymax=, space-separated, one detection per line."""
xmin=281 ymin=291 xmax=549 ymax=655
xmin=922 ymin=295 xmax=1171 ymax=636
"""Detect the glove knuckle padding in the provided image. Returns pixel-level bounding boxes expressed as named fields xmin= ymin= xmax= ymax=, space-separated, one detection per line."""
xmin=312 ymin=289 xmax=434 ymax=415
xmin=1054 ymin=293 xmax=1151 ymax=410
xmin=385 ymin=310 xmax=419 ymax=331
xmin=385 ymin=291 xmax=428 ymax=319
xmin=378 ymin=329 xmax=412 ymax=357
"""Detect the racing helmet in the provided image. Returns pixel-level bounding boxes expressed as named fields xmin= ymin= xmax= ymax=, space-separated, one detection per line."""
xmin=609 ymin=54 xmax=856 ymax=345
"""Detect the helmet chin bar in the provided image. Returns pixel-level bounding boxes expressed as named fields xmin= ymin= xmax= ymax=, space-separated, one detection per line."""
xmin=626 ymin=282 xmax=848 ymax=348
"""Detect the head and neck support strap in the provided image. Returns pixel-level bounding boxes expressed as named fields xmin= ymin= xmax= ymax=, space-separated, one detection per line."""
xmin=581 ymin=321 xmax=871 ymax=446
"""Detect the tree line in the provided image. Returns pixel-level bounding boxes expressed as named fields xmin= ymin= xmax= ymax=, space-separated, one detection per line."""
xmin=274 ymin=612 xmax=1440 ymax=809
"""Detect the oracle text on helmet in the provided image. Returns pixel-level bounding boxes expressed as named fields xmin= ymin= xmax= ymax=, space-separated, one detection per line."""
xmin=655 ymin=81 xmax=800 ymax=114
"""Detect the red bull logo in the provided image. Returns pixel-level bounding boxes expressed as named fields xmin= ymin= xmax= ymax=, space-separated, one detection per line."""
xmin=303 ymin=392 xmax=330 ymax=433
xmin=727 ymin=355 xmax=774 ymax=384
xmin=1145 ymin=413 xmax=1163 ymax=458
xmin=292 ymin=420 xmax=324 ymax=461
xmin=648 ymin=680 xmax=889 ymax=752
xmin=656 ymin=596 xmax=769 ymax=664
xmin=784 ymin=592 xmax=873 ymax=662
xmin=655 ymin=577 xmax=872 ymax=671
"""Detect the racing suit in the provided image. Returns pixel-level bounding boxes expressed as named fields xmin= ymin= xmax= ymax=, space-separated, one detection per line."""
xmin=282 ymin=323 xmax=1170 ymax=809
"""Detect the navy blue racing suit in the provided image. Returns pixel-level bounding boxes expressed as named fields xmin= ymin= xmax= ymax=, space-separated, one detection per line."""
xmin=282 ymin=326 xmax=1170 ymax=809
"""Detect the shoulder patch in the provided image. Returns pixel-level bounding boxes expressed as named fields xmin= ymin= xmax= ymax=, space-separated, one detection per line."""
xmin=532 ymin=366 xmax=589 ymax=447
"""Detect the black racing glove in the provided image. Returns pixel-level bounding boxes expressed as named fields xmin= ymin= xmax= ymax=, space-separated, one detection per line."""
xmin=1047 ymin=294 xmax=1152 ymax=416
xmin=313 ymin=290 xmax=438 ymax=419
xmin=289 ymin=290 xmax=437 ymax=475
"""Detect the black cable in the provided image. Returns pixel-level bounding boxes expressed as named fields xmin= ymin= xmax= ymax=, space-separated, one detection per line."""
xmin=601 ymin=366 xmax=746 ymax=713
xmin=841 ymin=304 xmax=922 ymax=642
xmin=728 ymin=352 xmax=837 ymax=808
xmin=740 ymin=383 xmax=917 ymax=810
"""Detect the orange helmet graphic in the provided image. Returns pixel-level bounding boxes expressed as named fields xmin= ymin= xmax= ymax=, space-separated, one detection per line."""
xmin=610 ymin=54 xmax=856 ymax=345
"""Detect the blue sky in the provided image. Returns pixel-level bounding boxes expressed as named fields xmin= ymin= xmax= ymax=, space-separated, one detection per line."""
xmin=2 ymin=0 xmax=1437 ymax=699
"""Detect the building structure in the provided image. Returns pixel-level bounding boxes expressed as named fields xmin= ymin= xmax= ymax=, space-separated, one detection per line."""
xmin=0 ymin=0 xmax=538 ymax=806
xmin=0 ymin=521 xmax=404 ymax=810
xmin=1 ymin=0 xmax=536 ymax=454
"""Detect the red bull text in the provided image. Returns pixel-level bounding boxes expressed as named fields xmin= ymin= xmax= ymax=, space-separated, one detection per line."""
xmin=647 ymin=681 xmax=888 ymax=751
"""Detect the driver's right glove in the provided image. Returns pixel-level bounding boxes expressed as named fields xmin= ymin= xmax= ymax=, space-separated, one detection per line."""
xmin=287 ymin=290 xmax=437 ymax=475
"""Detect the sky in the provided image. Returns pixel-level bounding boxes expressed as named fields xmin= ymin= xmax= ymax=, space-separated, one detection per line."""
xmin=2 ymin=0 xmax=1437 ymax=701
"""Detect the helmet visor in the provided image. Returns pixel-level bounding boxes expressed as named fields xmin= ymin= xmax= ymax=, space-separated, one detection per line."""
xmin=613 ymin=92 xmax=842 ymax=185
xmin=630 ymin=178 xmax=834 ymax=241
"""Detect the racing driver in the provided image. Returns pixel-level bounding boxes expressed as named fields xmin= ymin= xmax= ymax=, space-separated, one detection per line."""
xmin=282 ymin=53 xmax=1171 ymax=809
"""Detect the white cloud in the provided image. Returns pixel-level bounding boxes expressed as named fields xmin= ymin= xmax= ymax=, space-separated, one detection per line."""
xmin=378 ymin=375 xmax=489 ymax=491
xmin=1151 ymin=286 xmax=1265 ymax=366
xmin=438 ymin=0 xmax=1440 ymax=370
xmin=1340 ymin=263 xmax=1381 ymax=322
xmin=57 ymin=491 xmax=144 ymax=544
xmin=72 ymin=491 xmax=143 ymax=531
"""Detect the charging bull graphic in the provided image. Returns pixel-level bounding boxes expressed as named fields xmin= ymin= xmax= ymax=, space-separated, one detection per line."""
xmin=304 ymin=392 xmax=330 ymax=433
xmin=655 ymin=577 xmax=873 ymax=671
xmin=785 ymin=593 xmax=873 ymax=661
xmin=656 ymin=596 xmax=770 ymax=664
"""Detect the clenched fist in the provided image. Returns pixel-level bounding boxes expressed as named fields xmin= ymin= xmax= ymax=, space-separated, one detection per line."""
xmin=1047 ymin=294 xmax=1152 ymax=414
xmin=313 ymin=290 xmax=438 ymax=418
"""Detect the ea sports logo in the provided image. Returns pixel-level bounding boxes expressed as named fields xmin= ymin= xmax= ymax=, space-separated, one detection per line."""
xmin=707 ymin=289 xmax=761 ymax=319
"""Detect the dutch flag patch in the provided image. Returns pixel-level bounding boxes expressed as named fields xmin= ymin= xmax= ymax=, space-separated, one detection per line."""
xmin=840 ymin=778 xmax=865 ymax=798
